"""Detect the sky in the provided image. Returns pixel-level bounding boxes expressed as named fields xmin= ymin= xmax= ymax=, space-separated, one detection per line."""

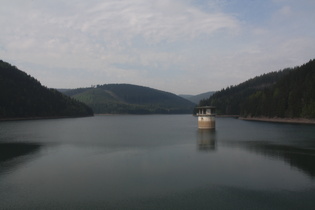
xmin=1 ymin=0 xmax=315 ymax=95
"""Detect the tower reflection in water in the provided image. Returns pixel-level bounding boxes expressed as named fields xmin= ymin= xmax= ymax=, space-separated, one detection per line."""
xmin=196 ymin=129 xmax=216 ymax=151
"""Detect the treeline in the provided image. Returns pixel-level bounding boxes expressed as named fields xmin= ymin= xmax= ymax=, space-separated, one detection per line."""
xmin=63 ymin=84 xmax=195 ymax=114
xmin=90 ymin=102 xmax=191 ymax=114
xmin=242 ymin=59 xmax=315 ymax=118
xmin=0 ymin=60 xmax=93 ymax=119
xmin=200 ymin=59 xmax=315 ymax=119
xmin=200 ymin=68 xmax=292 ymax=115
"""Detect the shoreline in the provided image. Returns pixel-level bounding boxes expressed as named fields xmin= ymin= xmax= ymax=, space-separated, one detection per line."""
xmin=0 ymin=115 xmax=94 ymax=122
xmin=1 ymin=115 xmax=315 ymax=125
xmin=216 ymin=115 xmax=240 ymax=118
xmin=239 ymin=117 xmax=315 ymax=125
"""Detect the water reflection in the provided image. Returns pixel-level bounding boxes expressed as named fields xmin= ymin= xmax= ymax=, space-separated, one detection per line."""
xmin=196 ymin=130 xmax=216 ymax=151
xmin=231 ymin=141 xmax=315 ymax=178
xmin=0 ymin=142 xmax=41 ymax=174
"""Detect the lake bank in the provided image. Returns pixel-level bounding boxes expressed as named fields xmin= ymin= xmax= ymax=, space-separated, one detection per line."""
xmin=0 ymin=115 xmax=94 ymax=122
xmin=216 ymin=115 xmax=240 ymax=118
xmin=240 ymin=117 xmax=315 ymax=125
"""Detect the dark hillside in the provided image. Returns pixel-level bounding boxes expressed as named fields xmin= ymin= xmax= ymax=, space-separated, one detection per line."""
xmin=100 ymin=84 xmax=192 ymax=107
xmin=0 ymin=60 xmax=93 ymax=119
xmin=242 ymin=59 xmax=315 ymax=118
xmin=64 ymin=84 xmax=195 ymax=114
xmin=200 ymin=68 xmax=292 ymax=115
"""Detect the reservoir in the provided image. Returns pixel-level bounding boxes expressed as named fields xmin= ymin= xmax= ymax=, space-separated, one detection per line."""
xmin=1 ymin=115 xmax=315 ymax=209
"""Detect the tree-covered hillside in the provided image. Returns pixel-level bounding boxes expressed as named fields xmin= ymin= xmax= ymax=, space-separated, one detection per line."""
xmin=200 ymin=59 xmax=315 ymax=119
xmin=0 ymin=60 xmax=93 ymax=119
xmin=200 ymin=68 xmax=292 ymax=115
xmin=64 ymin=84 xmax=195 ymax=114
xmin=242 ymin=59 xmax=315 ymax=118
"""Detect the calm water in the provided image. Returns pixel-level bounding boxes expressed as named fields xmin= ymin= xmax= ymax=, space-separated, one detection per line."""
xmin=1 ymin=115 xmax=315 ymax=209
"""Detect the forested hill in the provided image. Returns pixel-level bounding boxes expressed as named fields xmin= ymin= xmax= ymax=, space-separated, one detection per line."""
xmin=200 ymin=59 xmax=315 ymax=119
xmin=63 ymin=84 xmax=195 ymax=114
xmin=199 ymin=68 xmax=292 ymax=115
xmin=242 ymin=59 xmax=315 ymax=118
xmin=0 ymin=60 xmax=93 ymax=119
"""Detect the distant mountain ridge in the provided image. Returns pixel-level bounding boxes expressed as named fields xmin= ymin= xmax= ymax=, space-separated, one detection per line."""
xmin=0 ymin=60 xmax=93 ymax=119
xmin=180 ymin=91 xmax=215 ymax=104
xmin=63 ymin=84 xmax=195 ymax=114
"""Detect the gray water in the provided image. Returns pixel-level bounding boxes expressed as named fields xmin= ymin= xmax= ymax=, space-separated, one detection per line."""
xmin=1 ymin=115 xmax=315 ymax=209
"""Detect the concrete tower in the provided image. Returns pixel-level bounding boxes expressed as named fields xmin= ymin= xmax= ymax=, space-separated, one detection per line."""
xmin=196 ymin=106 xmax=216 ymax=129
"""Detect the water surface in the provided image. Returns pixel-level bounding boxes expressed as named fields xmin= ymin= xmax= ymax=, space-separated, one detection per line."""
xmin=1 ymin=115 xmax=315 ymax=209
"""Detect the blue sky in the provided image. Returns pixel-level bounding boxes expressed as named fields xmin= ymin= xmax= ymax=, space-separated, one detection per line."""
xmin=1 ymin=0 xmax=315 ymax=94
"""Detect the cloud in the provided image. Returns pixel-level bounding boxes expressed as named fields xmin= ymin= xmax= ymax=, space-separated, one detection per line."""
xmin=0 ymin=0 xmax=240 ymax=90
xmin=0 ymin=0 xmax=239 ymax=62
xmin=1 ymin=0 xmax=315 ymax=94
xmin=2 ymin=0 xmax=239 ymax=43
xmin=71 ymin=0 xmax=239 ymax=43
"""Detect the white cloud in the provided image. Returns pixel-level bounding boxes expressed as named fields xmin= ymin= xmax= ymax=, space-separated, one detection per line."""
xmin=1 ymin=0 xmax=239 ymax=61
xmin=0 ymin=0 xmax=240 ymax=91
xmin=73 ymin=0 xmax=240 ymax=42
xmin=1 ymin=0 xmax=315 ymax=94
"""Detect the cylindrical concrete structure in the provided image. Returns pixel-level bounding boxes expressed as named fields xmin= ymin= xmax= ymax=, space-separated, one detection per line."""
xmin=196 ymin=106 xmax=216 ymax=129
xmin=198 ymin=115 xmax=215 ymax=129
